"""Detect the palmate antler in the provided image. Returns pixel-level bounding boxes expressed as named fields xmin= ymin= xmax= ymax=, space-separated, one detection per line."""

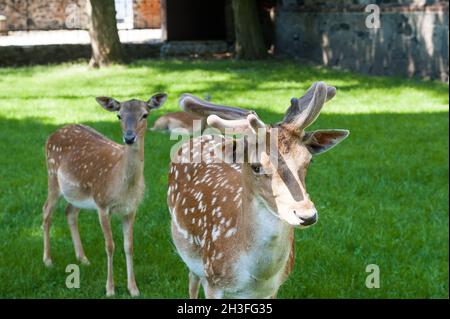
xmin=179 ymin=93 xmax=252 ymax=120
xmin=179 ymin=81 xmax=336 ymax=135
xmin=179 ymin=93 xmax=266 ymax=135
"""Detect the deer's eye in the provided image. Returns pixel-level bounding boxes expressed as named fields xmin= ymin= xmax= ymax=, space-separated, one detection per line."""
xmin=142 ymin=113 xmax=148 ymax=119
xmin=117 ymin=114 xmax=122 ymax=120
xmin=250 ymin=164 xmax=262 ymax=174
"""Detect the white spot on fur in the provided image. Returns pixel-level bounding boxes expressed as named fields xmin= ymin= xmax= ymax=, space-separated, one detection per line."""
xmin=211 ymin=225 xmax=221 ymax=241
xmin=224 ymin=227 xmax=237 ymax=238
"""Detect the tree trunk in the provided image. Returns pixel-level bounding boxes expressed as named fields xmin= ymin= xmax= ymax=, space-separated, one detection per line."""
xmin=87 ymin=0 xmax=123 ymax=68
xmin=232 ymin=0 xmax=267 ymax=60
xmin=160 ymin=0 xmax=168 ymax=41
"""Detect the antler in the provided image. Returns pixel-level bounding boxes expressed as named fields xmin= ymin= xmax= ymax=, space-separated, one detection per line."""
xmin=207 ymin=113 xmax=265 ymax=135
xmin=179 ymin=94 xmax=252 ymax=120
xmin=179 ymin=93 xmax=266 ymax=134
xmin=283 ymin=82 xmax=336 ymax=130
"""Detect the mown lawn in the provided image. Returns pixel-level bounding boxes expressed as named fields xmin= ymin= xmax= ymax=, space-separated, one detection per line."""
xmin=0 ymin=59 xmax=448 ymax=298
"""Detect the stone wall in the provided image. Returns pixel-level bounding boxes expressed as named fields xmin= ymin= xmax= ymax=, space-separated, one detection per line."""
xmin=276 ymin=0 xmax=449 ymax=81
xmin=0 ymin=0 xmax=160 ymax=30
xmin=0 ymin=0 xmax=86 ymax=30
xmin=289 ymin=0 xmax=447 ymax=6
xmin=0 ymin=40 xmax=232 ymax=66
xmin=0 ymin=42 xmax=162 ymax=66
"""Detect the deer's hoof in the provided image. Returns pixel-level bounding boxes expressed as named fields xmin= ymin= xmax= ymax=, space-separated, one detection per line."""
xmin=106 ymin=289 xmax=115 ymax=297
xmin=129 ymin=287 xmax=140 ymax=297
xmin=79 ymin=257 xmax=90 ymax=266
xmin=43 ymin=258 xmax=53 ymax=267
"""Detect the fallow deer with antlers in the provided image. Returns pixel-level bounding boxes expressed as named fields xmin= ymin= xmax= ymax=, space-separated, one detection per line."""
xmin=168 ymin=82 xmax=349 ymax=298
xmin=43 ymin=93 xmax=167 ymax=297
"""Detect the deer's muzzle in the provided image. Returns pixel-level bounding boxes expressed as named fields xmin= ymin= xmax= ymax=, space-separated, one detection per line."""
xmin=123 ymin=130 xmax=137 ymax=145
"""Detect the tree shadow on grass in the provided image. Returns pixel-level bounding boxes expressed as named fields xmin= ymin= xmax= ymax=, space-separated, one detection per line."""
xmin=0 ymin=110 xmax=447 ymax=298
xmin=1 ymin=60 xmax=447 ymax=106
xmin=128 ymin=59 xmax=449 ymax=102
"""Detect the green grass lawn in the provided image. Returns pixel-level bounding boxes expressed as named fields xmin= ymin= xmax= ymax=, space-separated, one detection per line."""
xmin=0 ymin=59 xmax=448 ymax=298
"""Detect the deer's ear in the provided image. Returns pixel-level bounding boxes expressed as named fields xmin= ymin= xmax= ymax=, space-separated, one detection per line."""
xmin=303 ymin=129 xmax=350 ymax=155
xmin=95 ymin=97 xmax=120 ymax=112
xmin=147 ymin=93 xmax=168 ymax=110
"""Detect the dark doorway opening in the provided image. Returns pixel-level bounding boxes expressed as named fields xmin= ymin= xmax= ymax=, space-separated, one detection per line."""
xmin=162 ymin=0 xmax=227 ymax=41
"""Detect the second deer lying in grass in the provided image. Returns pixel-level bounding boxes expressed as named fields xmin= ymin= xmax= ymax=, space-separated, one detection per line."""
xmin=151 ymin=111 xmax=207 ymax=134
xmin=42 ymin=93 xmax=167 ymax=297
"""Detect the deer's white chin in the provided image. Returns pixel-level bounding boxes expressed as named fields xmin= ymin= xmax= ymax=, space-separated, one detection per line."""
xmin=255 ymin=195 xmax=317 ymax=229
xmin=278 ymin=208 xmax=318 ymax=229
xmin=296 ymin=223 xmax=313 ymax=230
xmin=256 ymin=196 xmax=304 ymax=228
xmin=278 ymin=211 xmax=304 ymax=227
xmin=124 ymin=139 xmax=139 ymax=150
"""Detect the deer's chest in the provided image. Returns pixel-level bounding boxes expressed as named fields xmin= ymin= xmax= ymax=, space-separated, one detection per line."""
xmin=109 ymin=176 xmax=145 ymax=215
xmin=223 ymin=200 xmax=292 ymax=298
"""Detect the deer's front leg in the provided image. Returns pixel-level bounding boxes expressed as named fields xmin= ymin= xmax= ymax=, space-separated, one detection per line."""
xmin=189 ymin=271 xmax=201 ymax=299
xmin=98 ymin=208 xmax=115 ymax=297
xmin=122 ymin=211 xmax=139 ymax=297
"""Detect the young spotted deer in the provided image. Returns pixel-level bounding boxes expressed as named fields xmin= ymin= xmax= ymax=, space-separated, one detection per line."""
xmin=43 ymin=93 xmax=167 ymax=297
xmin=168 ymin=82 xmax=349 ymax=298
xmin=151 ymin=111 xmax=207 ymax=134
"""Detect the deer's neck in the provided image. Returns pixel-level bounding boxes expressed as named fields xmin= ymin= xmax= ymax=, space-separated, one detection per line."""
xmin=121 ymin=134 xmax=145 ymax=185
xmin=236 ymin=180 xmax=292 ymax=281
xmin=241 ymin=190 xmax=291 ymax=247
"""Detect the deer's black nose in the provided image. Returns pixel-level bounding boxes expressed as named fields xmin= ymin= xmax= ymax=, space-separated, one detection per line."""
xmin=300 ymin=214 xmax=317 ymax=226
xmin=124 ymin=131 xmax=137 ymax=145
